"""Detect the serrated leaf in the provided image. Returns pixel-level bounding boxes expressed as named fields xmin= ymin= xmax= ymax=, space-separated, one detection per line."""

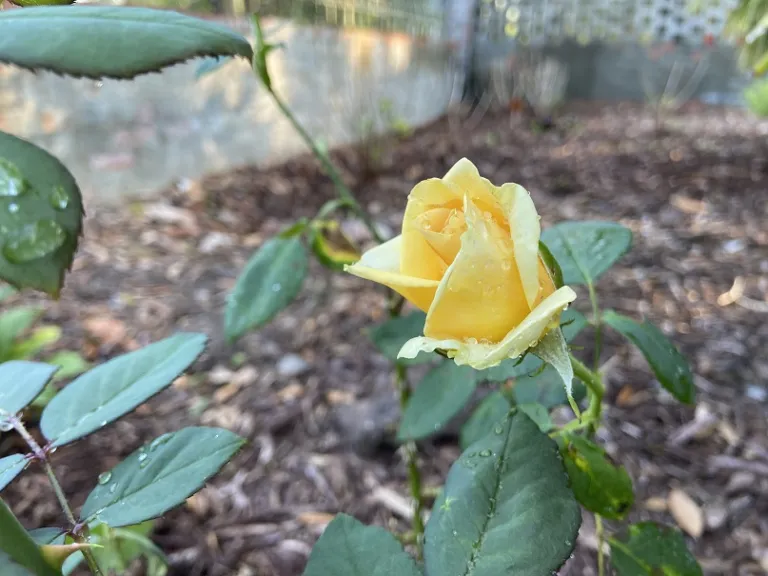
xmin=460 ymin=392 xmax=511 ymax=450
xmin=0 ymin=498 xmax=59 ymax=576
xmin=0 ymin=454 xmax=27 ymax=491
xmin=562 ymin=434 xmax=634 ymax=519
xmin=195 ymin=55 xmax=233 ymax=79
xmin=425 ymin=410 xmax=580 ymax=576
xmin=0 ymin=131 xmax=83 ymax=296
xmin=301 ymin=514 xmax=421 ymax=576
xmin=398 ymin=362 xmax=476 ymax=441
xmin=225 ymin=237 xmax=308 ymax=342
xmin=41 ymin=333 xmax=207 ymax=447
xmin=369 ymin=311 xmax=431 ymax=365
xmin=81 ymin=427 xmax=244 ymax=527
xmin=0 ymin=306 xmax=44 ymax=360
xmin=541 ymin=221 xmax=632 ymax=285
xmin=0 ymin=7 xmax=252 ymax=80
xmin=0 ymin=360 xmax=58 ymax=415
xmin=610 ymin=522 xmax=702 ymax=576
xmin=603 ymin=311 xmax=694 ymax=404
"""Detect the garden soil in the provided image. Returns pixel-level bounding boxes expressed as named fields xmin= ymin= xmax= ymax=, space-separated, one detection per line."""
xmin=2 ymin=102 xmax=767 ymax=575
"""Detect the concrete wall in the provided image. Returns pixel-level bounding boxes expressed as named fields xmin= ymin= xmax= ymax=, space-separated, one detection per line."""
xmin=0 ymin=17 xmax=456 ymax=205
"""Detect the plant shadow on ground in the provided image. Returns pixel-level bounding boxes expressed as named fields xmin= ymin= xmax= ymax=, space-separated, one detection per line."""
xmin=2 ymin=101 xmax=767 ymax=576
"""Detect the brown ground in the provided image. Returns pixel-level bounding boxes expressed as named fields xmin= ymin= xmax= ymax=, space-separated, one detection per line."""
xmin=2 ymin=102 xmax=768 ymax=575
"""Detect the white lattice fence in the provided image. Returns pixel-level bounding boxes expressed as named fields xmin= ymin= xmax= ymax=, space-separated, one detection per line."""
xmin=481 ymin=0 xmax=739 ymax=46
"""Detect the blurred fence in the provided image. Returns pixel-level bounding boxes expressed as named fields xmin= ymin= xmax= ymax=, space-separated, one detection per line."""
xmin=464 ymin=0 xmax=749 ymax=106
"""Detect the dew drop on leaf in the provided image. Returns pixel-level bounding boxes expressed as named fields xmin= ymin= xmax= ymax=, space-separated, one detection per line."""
xmin=139 ymin=459 xmax=150 ymax=469
xmin=2 ymin=220 xmax=66 ymax=263
xmin=271 ymin=282 xmax=282 ymax=292
xmin=49 ymin=185 xmax=70 ymax=210
xmin=7 ymin=203 xmax=19 ymax=214
xmin=149 ymin=433 xmax=173 ymax=451
xmin=137 ymin=452 xmax=148 ymax=463
xmin=108 ymin=483 xmax=118 ymax=494
xmin=479 ymin=449 xmax=493 ymax=457
xmin=0 ymin=159 xmax=27 ymax=198
xmin=97 ymin=471 xmax=112 ymax=485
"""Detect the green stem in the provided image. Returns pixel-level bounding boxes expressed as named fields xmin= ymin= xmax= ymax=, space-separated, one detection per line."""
xmin=11 ymin=417 xmax=104 ymax=576
xmin=266 ymin=88 xmax=385 ymax=244
xmin=395 ymin=362 xmax=425 ymax=557
xmin=569 ymin=354 xmax=605 ymax=436
xmin=587 ymin=279 xmax=602 ymax=372
xmin=596 ymin=514 xmax=605 ymax=576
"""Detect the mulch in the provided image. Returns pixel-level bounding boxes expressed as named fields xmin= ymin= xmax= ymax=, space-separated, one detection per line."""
xmin=2 ymin=101 xmax=767 ymax=575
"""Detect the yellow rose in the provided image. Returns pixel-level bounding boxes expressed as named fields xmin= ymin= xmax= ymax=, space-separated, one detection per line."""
xmin=346 ymin=158 xmax=577 ymax=369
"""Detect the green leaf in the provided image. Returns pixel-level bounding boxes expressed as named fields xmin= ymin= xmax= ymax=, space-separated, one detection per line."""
xmin=0 ymin=131 xmax=83 ymax=296
xmin=398 ymin=362 xmax=477 ymax=441
xmin=309 ymin=221 xmax=359 ymax=271
xmin=541 ymin=221 xmax=632 ymax=285
xmin=0 ymin=454 xmax=27 ymax=491
xmin=459 ymin=392 xmax=511 ymax=450
xmin=46 ymin=351 xmax=90 ymax=381
xmin=602 ymin=311 xmax=694 ymax=404
xmin=40 ymin=333 xmax=207 ymax=447
xmin=0 ymin=306 xmax=44 ymax=360
xmin=0 ymin=360 xmax=58 ymax=415
xmin=29 ymin=529 xmax=65 ymax=546
xmin=195 ymin=55 xmax=233 ymax=79
xmin=81 ymin=522 xmax=166 ymax=576
xmin=512 ymin=365 xmax=587 ymax=409
xmin=562 ymin=434 xmax=634 ymax=519
xmin=518 ymin=403 xmax=552 ymax=432
xmin=80 ymin=427 xmax=244 ymax=528
xmin=0 ymin=7 xmax=253 ymax=80
xmin=225 ymin=237 xmax=308 ymax=342
xmin=0 ymin=498 xmax=59 ymax=576
xmin=0 ymin=283 xmax=17 ymax=302
xmin=610 ymin=522 xmax=702 ymax=576
xmin=8 ymin=325 xmax=61 ymax=360
xmin=369 ymin=311 xmax=430 ymax=365
xmin=301 ymin=514 xmax=421 ymax=576
xmin=424 ymin=410 xmax=581 ymax=576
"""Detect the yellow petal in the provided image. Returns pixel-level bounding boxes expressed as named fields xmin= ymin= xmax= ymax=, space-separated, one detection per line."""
xmin=401 ymin=178 xmax=460 ymax=280
xmin=399 ymin=286 xmax=576 ymax=369
xmin=443 ymin=158 xmax=507 ymax=226
xmin=345 ymin=235 xmax=439 ymax=312
xmin=494 ymin=182 xmax=541 ymax=308
xmin=424 ymin=196 xmax=529 ymax=343
xmin=417 ymin=207 xmax=466 ymax=265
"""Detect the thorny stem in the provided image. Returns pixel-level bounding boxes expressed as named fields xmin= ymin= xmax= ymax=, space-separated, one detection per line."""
xmin=595 ymin=514 xmax=606 ymax=576
xmin=9 ymin=416 xmax=104 ymax=576
xmin=265 ymin=87 xmax=385 ymax=245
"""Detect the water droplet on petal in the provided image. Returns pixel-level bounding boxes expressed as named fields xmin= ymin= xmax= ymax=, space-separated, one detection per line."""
xmin=0 ymin=159 xmax=27 ymax=197
xmin=97 ymin=471 xmax=112 ymax=485
xmin=49 ymin=185 xmax=70 ymax=210
xmin=2 ymin=220 xmax=66 ymax=263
